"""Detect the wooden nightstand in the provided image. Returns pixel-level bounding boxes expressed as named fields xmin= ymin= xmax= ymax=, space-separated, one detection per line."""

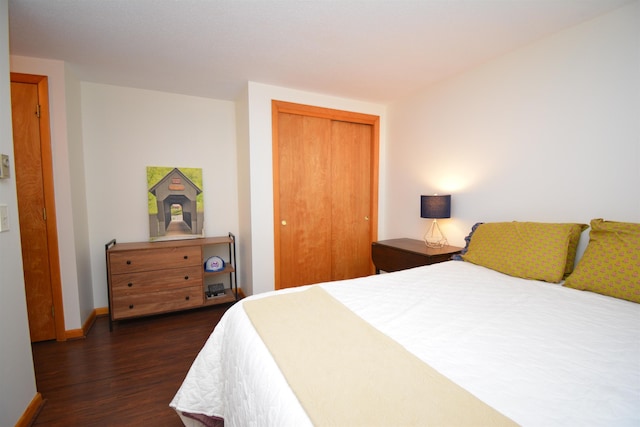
xmin=371 ymin=238 xmax=463 ymax=273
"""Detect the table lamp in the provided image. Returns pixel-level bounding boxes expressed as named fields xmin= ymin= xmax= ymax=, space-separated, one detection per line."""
xmin=420 ymin=194 xmax=451 ymax=248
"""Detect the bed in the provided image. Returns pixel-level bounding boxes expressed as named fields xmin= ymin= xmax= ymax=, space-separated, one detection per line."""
xmin=170 ymin=219 xmax=640 ymax=426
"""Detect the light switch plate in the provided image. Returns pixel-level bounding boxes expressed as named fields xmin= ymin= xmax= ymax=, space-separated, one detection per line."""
xmin=0 ymin=154 xmax=9 ymax=179
xmin=0 ymin=205 xmax=8 ymax=232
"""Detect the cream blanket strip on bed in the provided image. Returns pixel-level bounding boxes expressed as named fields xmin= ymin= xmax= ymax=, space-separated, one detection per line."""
xmin=243 ymin=286 xmax=518 ymax=427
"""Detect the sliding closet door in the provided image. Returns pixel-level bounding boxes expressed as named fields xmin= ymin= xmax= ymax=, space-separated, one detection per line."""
xmin=273 ymin=101 xmax=379 ymax=290
xmin=330 ymin=120 xmax=372 ymax=281
xmin=276 ymin=113 xmax=333 ymax=288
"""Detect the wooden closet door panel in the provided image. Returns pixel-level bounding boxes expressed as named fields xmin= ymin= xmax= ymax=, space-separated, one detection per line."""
xmin=277 ymin=113 xmax=333 ymax=288
xmin=11 ymin=81 xmax=56 ymax=342
xmin=331 ymin=120 xmax=373 ymax=280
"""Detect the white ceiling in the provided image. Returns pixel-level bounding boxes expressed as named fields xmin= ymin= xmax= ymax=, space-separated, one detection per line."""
xmin=7 ymin=0 xmax=633 ymax=103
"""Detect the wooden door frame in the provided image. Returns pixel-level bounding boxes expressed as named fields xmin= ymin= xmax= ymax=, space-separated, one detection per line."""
xmin=271 ymin=100 xmax=380 ymax=288
xmin=11 ymin=72 xmax=66 ymax=341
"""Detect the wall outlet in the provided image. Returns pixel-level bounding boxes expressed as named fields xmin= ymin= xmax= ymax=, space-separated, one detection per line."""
xmin=0 ymin=205 xmax=9 ymax=232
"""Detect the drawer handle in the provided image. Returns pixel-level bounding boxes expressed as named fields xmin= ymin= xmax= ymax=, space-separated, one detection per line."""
xmin=129 ymin=304 xmax=134 ymax=309
xmin=127 ymin=283 xmax=133 ymax=287
xmin=126 ymin=260 xmax=132 ymax=265
xmin=184 ymin=276 xmax=189 ymax=280
xmin=185 ymin=296 xmax=190 ymax=300
xmin=184 ymin=255 xmax=188 ymax=259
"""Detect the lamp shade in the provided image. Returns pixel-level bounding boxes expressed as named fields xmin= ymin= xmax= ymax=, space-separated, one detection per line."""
xmin=420 ymin=195 xmax=451 ymax=219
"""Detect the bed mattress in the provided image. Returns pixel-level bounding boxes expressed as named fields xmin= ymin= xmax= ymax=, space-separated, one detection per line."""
xmin=171 ymin=261 xmax=640 ymax=426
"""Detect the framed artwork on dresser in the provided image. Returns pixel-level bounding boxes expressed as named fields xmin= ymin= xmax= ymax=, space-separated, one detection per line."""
xmin=147 ymin=166 xmax=204 ymax=241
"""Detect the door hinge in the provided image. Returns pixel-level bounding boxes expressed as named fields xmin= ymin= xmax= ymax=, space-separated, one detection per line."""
xmin=36 ymin=104 xmax=41 ymax=118
xmin=51 ymin=305 xmax=55 ymax=318
xmin=43 ymin=207 xmax=47 ymax=221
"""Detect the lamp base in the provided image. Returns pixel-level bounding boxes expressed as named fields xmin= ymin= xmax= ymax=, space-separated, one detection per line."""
xmin=424 ymin=219 xmax=448 ymax=248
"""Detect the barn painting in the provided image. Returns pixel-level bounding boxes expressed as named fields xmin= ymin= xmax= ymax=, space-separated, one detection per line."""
xmin=147 ymin=166 xmax=204 ymax=241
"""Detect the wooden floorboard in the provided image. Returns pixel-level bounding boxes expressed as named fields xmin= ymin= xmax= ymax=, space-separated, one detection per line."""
xmin=30 ymin=304 xmax=233 ymax=426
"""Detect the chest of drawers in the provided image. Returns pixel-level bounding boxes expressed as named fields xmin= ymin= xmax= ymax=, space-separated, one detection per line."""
xmin=106 ymin=235 xmax=237 ymax=329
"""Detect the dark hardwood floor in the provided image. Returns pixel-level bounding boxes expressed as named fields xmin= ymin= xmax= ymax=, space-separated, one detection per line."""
xmin=30 ymin=304 xmax=233 ymax=426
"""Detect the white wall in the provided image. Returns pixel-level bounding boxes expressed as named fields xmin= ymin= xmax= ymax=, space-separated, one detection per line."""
xmin=386 ymin=0 xmax=640 ymax=254
xmin=81 ymin=83 xmax=238 ymax=308
xmin=234 ymin=87 xmax=253 ymax=295
xmin=0 ymin=1 xmax=38 ymax=424
xmin=242 ymin=83 xmax=387 ymax=295
xmin=65 ymin=63 xmax=95 ymax=323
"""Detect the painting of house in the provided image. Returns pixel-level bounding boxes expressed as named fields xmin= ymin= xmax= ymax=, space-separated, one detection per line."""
xmin=147 ymin=167 xmax=204 ymax=240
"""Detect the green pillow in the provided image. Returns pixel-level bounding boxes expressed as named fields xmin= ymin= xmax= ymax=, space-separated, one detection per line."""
xmin=462 ymin=222 xmax=587 ymax=283
xmin=565 ymin=219 xmax=640 ymax=303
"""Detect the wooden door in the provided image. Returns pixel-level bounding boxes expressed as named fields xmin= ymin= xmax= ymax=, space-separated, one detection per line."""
xmin=330 ymin=120 xmax=373 ymax=281
xmin=276 ymin=113 xmax=333 ymax=287
xmin=273 ymin=101 xmax=379 ymax=289
xmin=11 ymin=73 xmax=64 ymax=342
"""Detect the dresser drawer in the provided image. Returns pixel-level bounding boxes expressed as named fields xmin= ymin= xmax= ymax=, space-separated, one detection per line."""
xmin=111 ymin=286 xmax=203 ymax=320
xmin=110 ymin=266 xmax=202 ymax=293
xmin=109 ymin=246 xmax=201 ymax=274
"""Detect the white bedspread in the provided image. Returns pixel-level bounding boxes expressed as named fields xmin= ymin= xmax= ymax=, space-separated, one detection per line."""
xmin=171 ymin=261 xmax=640 ymax=426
